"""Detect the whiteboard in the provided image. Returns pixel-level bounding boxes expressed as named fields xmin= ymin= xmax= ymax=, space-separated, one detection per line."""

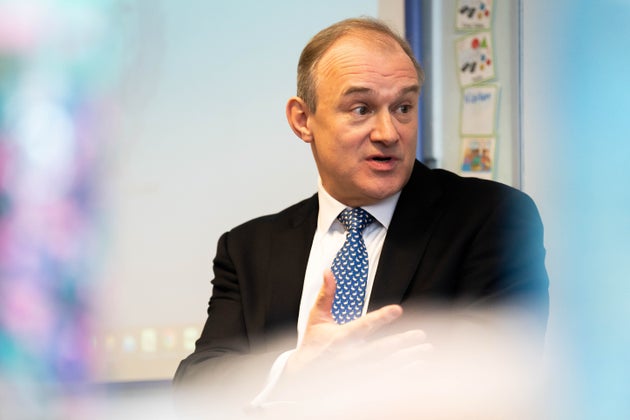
xmin=95 ymin=0 xmax=383 ymax=382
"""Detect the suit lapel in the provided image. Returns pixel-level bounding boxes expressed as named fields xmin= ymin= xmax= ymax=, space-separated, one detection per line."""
xmin=368 ymin=162 xmax=444 ymax=310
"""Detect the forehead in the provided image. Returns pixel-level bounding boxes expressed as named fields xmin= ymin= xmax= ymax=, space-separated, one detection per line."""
xmin=314 ymin=33 xmax=418 ymax=93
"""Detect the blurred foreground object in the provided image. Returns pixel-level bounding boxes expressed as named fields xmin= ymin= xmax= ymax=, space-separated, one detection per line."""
xmin=0 ymin=0 xmax=121 ymax=417
xmin=175 ymin=306 xmax=546 ymax=419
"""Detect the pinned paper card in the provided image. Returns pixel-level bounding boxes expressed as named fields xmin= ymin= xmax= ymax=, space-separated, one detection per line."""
xmin=456 ymin=0 xmax=493 ymax=30
xmin=456 ymin=31 xmax=495 ymax=86
xmin=460 ymin=137 xmax=495 ymax=179
xmin=460 ymin=85 xmax=499 ymax=136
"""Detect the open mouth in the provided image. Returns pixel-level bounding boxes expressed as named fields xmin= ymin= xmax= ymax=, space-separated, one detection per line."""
xmin=372 ymin=156 xmax=392 ymax=162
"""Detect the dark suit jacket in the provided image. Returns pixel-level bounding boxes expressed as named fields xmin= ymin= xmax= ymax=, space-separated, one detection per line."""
xmin=174 ymin=161 xmax=548 ymax=390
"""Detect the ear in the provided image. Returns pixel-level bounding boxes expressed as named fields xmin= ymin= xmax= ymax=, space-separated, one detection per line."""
xmin=286 ymin=96 xmax=314 ymax=143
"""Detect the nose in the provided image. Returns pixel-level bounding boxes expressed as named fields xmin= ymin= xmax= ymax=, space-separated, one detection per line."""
xmin=370 ymin=111 xmax=399 ymax=145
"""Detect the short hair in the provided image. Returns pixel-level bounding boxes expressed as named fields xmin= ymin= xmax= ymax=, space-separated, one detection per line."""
xmin=297 ymin=17 xmax=424 ymax=112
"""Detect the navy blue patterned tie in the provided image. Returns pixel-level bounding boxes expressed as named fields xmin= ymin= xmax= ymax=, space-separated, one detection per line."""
xmin=331 ymin=207 xmax=374 ymax=324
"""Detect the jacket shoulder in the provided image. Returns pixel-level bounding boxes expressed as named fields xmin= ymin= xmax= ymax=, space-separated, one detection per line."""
xmin=229 ymin=193 xmax=318 ymax=236
xmin=428 ymin=167 xmax=536 ymax=206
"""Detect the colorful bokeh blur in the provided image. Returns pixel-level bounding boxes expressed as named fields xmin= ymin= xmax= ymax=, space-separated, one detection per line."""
xmin=0 ymin=0 xmax=121 ymax=416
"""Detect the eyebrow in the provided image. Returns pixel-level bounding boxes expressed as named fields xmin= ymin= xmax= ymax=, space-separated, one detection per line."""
xmin=341 ymin=85 xmax=421 ymax=97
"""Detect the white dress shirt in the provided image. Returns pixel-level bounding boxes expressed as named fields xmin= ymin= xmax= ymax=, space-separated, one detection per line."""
xmin=252 ymin=180 xmax=400 ymax=406
xmin=297 ymin=180 xmax=400 ymax=345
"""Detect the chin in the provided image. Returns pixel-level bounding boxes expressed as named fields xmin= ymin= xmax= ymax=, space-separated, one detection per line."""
xmin=362 ymin=184 xmax=402 ymax=204
xmin=375 ymin=178 xmax=406 ymax=195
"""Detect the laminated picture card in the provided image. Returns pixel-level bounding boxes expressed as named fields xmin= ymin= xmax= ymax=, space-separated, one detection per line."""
xmin=460 ymin=84 xmax=499 ymax=136
xmin=456 ymin=0 xmax=494 ymax=30
xmin=460 ymin=137 xmax=496 ymax=180
xmin=455 ymin=31 xmax=495 ymax=86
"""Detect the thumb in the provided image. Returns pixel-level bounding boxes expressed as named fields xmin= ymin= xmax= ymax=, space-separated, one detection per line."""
xmin=309 ymin=269 xmax=337 ymax=323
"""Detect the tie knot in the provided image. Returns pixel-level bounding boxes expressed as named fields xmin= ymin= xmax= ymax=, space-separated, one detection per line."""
xmin=338 ymin=207 xmax=374 ymax=234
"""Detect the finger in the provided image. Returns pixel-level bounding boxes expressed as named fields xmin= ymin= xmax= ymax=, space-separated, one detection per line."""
xmin=343 ymin=304 xmax=403 ymax=339
xmin=308 ymin=269 xmax=337 ymax=323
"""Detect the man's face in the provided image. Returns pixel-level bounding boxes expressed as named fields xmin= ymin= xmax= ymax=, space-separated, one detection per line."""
xmin=306 ymin=34 xmax=420 ymax=207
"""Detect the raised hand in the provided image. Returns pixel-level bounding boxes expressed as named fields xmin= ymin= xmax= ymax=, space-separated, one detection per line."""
xmin=286 ymin=270 xmax=430 ymax=376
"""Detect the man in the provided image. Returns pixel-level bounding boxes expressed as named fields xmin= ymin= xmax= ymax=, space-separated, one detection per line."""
xmin=174 ymin=17 xmax=548 ymax=415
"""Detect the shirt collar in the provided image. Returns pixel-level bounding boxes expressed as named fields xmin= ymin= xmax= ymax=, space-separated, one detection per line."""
xmin=316 ymin=178 xmax=401 ymax=232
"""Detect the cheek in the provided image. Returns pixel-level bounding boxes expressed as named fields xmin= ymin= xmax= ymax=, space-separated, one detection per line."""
xmin=401 ymin=128 xmax=418 ymax=149
xmin=321 ymin=130 xmax=359 ymax=156
xmin=398 ymin=121 xmax=417 ymax=137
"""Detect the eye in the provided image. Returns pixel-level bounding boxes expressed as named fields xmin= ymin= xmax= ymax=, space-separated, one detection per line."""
xmin=352 ymin=105 xmax=369 ymax=116
xmin=397 ymin=104 xmax=413 ymax=114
